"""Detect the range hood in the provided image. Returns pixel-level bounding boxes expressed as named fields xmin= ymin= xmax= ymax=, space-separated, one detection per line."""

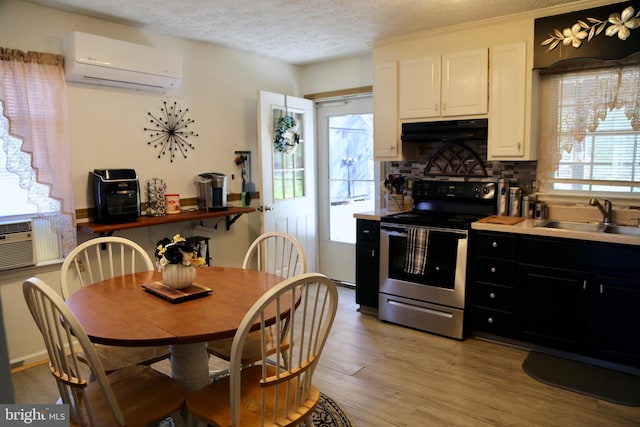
xmin=401 ymin=119 xmax=488 ymax=143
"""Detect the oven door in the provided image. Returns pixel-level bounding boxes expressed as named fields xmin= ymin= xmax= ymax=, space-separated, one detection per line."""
xmin=379 ymin=223 xmax=468 ymax=309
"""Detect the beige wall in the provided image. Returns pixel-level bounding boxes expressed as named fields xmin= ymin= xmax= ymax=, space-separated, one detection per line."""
xmin=0 ymin=0 xmax=373 ymax=365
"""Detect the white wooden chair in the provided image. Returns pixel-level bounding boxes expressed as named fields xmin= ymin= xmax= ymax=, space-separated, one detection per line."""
xmin=60 ymin=236 xmax=170 ymax=372
xmin=187 ymin=272 xmax=338 ymax=427
xmin=23 ymin=277 xmax=187 ymax=427
xmin=207 ymin=231 xmax=307 ymax=364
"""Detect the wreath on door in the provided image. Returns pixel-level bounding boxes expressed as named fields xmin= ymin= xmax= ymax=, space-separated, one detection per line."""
xmin=274 ymin=95 xmax=299 ymax=155
xmin=274 ymin=115 xmax=299 ymax=154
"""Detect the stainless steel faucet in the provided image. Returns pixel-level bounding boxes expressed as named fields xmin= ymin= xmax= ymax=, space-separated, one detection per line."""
xmin=589 ymin=198 xmax=613 ymax=225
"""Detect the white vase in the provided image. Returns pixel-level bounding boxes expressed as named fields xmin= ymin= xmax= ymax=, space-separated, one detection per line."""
xmin=162 ymin=264 xmax=196 ymax=289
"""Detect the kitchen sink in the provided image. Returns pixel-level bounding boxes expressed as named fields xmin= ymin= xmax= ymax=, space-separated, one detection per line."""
xmin=536 ymin=220 xmax=640 ymax=236
xmin=537 ymin=221 xmax=604 ymax=233
xmin=603 ymin=225 xmax=640 ymax=236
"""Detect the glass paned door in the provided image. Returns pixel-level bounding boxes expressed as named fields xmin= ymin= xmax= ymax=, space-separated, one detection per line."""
xmin=273 ymin=110 xmax=305 ymax=200
xmin=328 ymin=113 xmax=375 ymax=243
xmin=317 ymin=94 xmax=376 ymax=284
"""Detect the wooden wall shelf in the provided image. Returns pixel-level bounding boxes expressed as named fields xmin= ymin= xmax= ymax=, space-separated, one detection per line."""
xmin=77 ymin=206 xmax=256 ymax=235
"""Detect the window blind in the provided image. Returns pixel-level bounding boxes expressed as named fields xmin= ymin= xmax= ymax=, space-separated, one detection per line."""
xmin=538 ymin=63 xmax=640 ymax=196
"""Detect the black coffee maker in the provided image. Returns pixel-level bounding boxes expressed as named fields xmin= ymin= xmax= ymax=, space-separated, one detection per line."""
xmin=90 ymin=169 xmax=141 ymax=223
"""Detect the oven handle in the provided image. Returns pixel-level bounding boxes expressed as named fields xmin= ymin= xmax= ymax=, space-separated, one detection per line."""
xmin=380 ymin=223 xmax=408 ymax=235
xmin=380 ymin=222 xmax=468 ymax=238
xmin=386 ymin=298 xmax=454 ymax=319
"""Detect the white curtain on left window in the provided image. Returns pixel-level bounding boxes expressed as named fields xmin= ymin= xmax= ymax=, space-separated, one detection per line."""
xmin=0 ymin=48 xmax=76 ymax=256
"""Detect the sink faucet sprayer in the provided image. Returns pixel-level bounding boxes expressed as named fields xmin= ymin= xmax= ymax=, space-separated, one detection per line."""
xmin=588 ymin=198 xmax=613 ymax=225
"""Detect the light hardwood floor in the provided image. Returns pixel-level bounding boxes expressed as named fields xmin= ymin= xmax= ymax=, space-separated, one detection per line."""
xmin=12 ymin=286 xmax=640 ymax=426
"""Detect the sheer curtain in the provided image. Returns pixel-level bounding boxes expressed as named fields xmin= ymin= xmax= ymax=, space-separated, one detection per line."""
xmin=537 ymin=61 xmax=640 ymax=192
xmin=0 ymin=48 xmax=76 ymax=256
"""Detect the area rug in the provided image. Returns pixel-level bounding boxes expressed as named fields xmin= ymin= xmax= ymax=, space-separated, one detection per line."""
xmin=522 ymin=351 xmax=640 ymax=407
xmin=158 ymin=391 xmax=353 ymax=427
xmin=303 ymin=392 xmax=354 ymax=427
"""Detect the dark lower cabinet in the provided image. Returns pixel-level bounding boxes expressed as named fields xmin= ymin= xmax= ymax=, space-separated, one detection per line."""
xmin=592 ymin=274 xmax=640 ymax=367
xmin=355 ymin=219 xmax=379 ymax=309
xmin=470 ymin=232 xmax=517 ymax=337
xmin=470 ymin=230 xmax=640 ymax=369
xmin=515 ymin=264 xmax=589 ymax=353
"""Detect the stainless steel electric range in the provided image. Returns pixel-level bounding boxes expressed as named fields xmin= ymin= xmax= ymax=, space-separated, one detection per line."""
xmin=379 ymin=178 xmax=497 ymax=339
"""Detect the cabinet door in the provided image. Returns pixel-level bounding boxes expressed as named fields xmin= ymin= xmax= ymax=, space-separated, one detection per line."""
xmin=355 ymin=220 xmax=380 ymax=308
xmin=592 ymin=275 xmax=640 ymax=367
xmin=399 ymin=56 xmax=441 ymax=119
xmin=488 ymin=42 xmax=527 ymax=159
xmin=515 ymin=264 xmax=589 ymax=352
xmin=441 ymin=48 xmax=488 ymax=116
xmin=373 ymin=62 xmax=399 ymax=159
xmin=355 ymin=242 xmax=379 ymax=308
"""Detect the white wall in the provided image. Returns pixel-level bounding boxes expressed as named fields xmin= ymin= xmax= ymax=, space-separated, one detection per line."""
xmin=299 ymin=54 xmax=373 ymax=95
xmin=0 ymin=0 xmax=373 ymax=365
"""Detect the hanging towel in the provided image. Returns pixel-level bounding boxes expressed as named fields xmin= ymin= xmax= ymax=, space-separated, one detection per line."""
xmin=404 ymin=227 xmax=429 ymax=275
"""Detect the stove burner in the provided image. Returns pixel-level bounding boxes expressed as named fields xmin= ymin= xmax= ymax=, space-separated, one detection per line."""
xmin=448 ymin=214 xmax=481 ymax=222
xmin=390 ymin=212 xmax=420 ymax=218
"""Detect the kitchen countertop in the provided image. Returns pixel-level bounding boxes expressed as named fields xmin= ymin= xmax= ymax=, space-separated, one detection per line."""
xmin=354 ymin=209 xmax=640 ymax=246
xmin=472 ymin=217 xmax=640 ymax=246
xmin=353 ymin=208 xmax=410 ymax=221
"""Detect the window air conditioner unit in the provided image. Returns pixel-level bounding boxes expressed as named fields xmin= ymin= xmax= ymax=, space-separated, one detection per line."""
xmin=62 ymin=31 xmax=182 ymax=92
xmin=0 ymin=220 xmax=35 ymax=271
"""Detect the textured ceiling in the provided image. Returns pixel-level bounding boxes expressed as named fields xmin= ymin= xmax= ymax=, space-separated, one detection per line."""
xmin=25 ymin=0 xmax=585 ymax=65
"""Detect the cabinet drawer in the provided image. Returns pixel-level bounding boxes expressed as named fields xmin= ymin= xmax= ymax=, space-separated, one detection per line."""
xmin=357 ymin=220 xmax=380 ymax=244
xmin=473 ymin=233 xmax=516 ymax=259
xmin=473 ymin=307 xmax=513 ymax=337
xmin=473 ymin=282 xmax=513 ymax=311
xmin=473 ymin=258 xmax=516 ymax=285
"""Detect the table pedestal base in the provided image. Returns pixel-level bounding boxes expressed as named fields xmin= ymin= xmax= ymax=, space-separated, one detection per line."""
xmin=170 ymin=343 xmax=210 ymax=392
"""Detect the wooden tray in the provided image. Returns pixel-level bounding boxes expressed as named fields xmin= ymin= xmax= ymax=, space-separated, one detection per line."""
xmin=142 ymin=281 xmax=212 ymax=303
xmin=477 ymin=215 xmax=524 ymax=225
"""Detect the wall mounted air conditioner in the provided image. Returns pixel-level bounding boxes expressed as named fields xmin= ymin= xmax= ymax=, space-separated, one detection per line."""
xmin=62 ymin=31 xmax=182 ymax=92
xmin=0 ymin=220 xmax=35 ymax=271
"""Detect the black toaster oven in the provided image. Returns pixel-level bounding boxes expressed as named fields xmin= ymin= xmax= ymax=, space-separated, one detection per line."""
xmin=90 ymin=169 xmax=141 ymax=223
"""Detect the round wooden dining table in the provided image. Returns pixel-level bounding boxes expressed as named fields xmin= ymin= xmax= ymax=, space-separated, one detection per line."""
xmin=65 ymin=266 xmax=286 ymax=392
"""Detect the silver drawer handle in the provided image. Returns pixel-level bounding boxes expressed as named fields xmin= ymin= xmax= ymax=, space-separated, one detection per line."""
xmin=490 ymin=267 xmax=496 ymax=273
xmin=489 ymin=292 xmax=496 ymax=299
xmin=492 ymin=241 xmax=498 ymax=248
xmin=487 ymin=317 xmax=494 ymax=324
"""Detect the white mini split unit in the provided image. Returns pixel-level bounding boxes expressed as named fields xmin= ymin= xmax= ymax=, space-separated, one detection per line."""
xmin=0 ymin=220 xmax=35 ymax=271
xmin=62 ymin=31 xmax=182 ymax=92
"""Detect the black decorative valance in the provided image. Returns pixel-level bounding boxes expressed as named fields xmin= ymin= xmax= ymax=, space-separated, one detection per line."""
xmin=534 ymin=0 xmax=640 ymax=69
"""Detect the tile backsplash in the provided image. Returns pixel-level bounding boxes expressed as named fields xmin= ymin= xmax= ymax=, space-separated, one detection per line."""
xmin=386 ymin=141 xmax=538 ymax=194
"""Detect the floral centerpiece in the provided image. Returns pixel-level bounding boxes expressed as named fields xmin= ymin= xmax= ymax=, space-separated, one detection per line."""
xmin=155 ymin=234 xmax=206 ymax=289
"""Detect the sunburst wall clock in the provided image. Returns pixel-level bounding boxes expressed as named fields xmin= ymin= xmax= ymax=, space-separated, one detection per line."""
xmin=145 ymin=101 xmax=199 ymax=162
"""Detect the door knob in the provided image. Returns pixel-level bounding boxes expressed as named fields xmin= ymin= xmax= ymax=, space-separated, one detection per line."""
xmin=257 ymin=205 xmax=274 ymax=212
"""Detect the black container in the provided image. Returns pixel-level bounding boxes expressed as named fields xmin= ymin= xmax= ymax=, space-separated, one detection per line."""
xmin=90 ymin=169 xmax=141 ymax=223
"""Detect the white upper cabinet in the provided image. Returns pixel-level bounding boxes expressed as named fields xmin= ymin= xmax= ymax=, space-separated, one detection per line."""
xmin=399 ymin=56 xmax=441 ymax=118
xmin=399 ymin=48 xmax=488 ymax=120
xmin=374 ymin=61 xmax=400 ymax=159
xmin=488 ymin=42 xmax=535 ymax=160
xmin=442 ymin=48 xmax=488 ymax=117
